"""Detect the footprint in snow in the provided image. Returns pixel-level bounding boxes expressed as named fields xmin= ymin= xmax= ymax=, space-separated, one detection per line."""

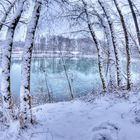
xmin=133 ymin=108 xmax=140 ymax=124
xmin=91 ymin=122 xmax=119 ymax=140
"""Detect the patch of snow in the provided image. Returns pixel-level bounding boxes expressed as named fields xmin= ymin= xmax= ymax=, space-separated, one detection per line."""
xmin=1 ymin=91 xmax=140 ymax=140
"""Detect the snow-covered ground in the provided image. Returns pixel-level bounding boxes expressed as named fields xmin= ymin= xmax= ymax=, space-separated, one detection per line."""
xmin=1 ymin=90 xmax=140 ymax=140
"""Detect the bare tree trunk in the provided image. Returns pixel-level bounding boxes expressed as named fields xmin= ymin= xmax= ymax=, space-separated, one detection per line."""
xmin=128 ymin=31 xmax=140 ymax=55
xmin=57 ymin=39 xmax=74 ymax=99
xmin=44 ymin=72 xmax=52 ymax=103
xmin=20 ymin=1 xmax=41 ymax=129
xmin=0 ymin=0 xmax=17 ymax=30
xmin=82 ymin=0 xmax=106 ymax=92
xmin=98 ymin=0 xmax=121 ymax=88
xmin=1 ymin=0 xmax=25 ymax=122
xmin=41 ymin=63 xmax=53 ymax=103
xmin=62 ymin=57 xmax=74 ymax=99
xmin=113 ymin=0 xmax=131 ymax=90
xmin=127 ymin=0 xmax=140 ymax=46
xmin=94 ymin=8 xmax=115 ymax=91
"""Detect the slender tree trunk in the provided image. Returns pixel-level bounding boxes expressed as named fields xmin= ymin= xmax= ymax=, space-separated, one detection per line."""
xmin=57 ymin=38 xmax=74 ymax=99
xmin=127 ymin=0 xmax=140 ymax=46
xmin=0 ymin=0 xmax=17 ymax=30
xmin=20 ymin=1 xmax=41 ymax=128
xmin=82 ymin=0 xmax=106 ymax=92
xmin=113 ymin=0 xmax=131 ymax=90
xmin=1 ymin=0 xmax=25 ymax=121
xmin=94 ymin=8 xmax=115 ymax=90
xmin=98 ymin=0 xmax=121 ymax=88
xmin=62 ymin=57 xmax=74 ymax=99
xmin=103 ymin=23 xmax=114 ymax=90
xmin=128 ymin=31 xmax=140 ymax=55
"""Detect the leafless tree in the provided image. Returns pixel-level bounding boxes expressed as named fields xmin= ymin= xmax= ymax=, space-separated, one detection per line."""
xmin=20 ymin=0 xmax=42 ymax=128
xmin=127 ymin=0 xmax=140 ymax=47
xmin=98 ymin=0 xmax=121 ymax=88
xmin=113 ymin=0 xmax=131 ymax=90
xmin=0 ymin=0 xmax=17 ymax=30
xmin=1 ymin=0 xmax=25 ymax=122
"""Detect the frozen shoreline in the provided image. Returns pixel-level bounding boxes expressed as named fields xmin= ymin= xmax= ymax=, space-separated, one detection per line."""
xmin=0 ymin=51 xmax=139 ymax=62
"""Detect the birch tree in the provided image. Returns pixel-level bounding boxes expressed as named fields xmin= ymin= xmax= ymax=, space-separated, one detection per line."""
xmin=113 ymin=0 xmax=131 ymax=90
xmin=64 ymin=0 xmax=107 ymax=91
xmin=127 ymin=0 xmax=140 ymax=46
xmin=81 ymin=0 xmax=107 ymax=92
xmin=1 ymin=0 xmax=25 ymax=121
xmin=19 ymin=0 xmax=42 ymax=128
xmin=0 ymin=0 xmax=17 ymax=30
xmin=98 ymin=0 xmax=121 ymax=88
xmin=91 ymin=6 xmax=115 ymax=90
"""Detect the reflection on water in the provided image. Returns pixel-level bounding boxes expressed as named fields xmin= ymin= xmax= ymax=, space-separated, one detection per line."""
xmin=0 ymin=57 xmax=101 ymax=102
xmin=0 ymin=56 xmax=139 ymax=102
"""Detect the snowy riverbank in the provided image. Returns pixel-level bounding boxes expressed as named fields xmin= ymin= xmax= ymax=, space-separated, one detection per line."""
xmin=1 ymin=91 xmax=140 ymax=140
